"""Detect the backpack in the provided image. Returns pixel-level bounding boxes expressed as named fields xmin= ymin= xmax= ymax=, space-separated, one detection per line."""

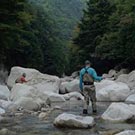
xmin=83 ymin=68 xmax=94 ymax=84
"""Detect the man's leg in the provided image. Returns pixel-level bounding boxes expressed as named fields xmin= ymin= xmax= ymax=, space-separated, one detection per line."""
xmin=89 ymin=85 xmax=97 ymax=113
xmin=83 ymin=86 xmax=89 ymax=114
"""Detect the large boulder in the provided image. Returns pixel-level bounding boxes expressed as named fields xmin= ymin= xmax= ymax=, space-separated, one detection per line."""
xmin=7 ymin=66 xmax=60 ymax=93
xmin=96 ymin=82 xmax=130 ymax=101
xmin=54 ymin=113 xmax=95 ymax=128
xmin=0 ymin=85 xmax=10 ymax=100
xmin=115 ymin=130 xmax=135 ymax=135
xmin=14 ymin=97 xmax=40 ymax=111
xmin=102 ymin=103 xmax=135 ymax=122
xmin=126 ymin=94 xmax=135 ymax=103
xmin=116 ymin=70 xmax=135 ymax=90
xmin=10 ymin=84 xmax=48 ymax=111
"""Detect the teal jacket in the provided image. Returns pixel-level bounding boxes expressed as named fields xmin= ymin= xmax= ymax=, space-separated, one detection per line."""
xmin=79 ymin=67 xmax=103 ymax=91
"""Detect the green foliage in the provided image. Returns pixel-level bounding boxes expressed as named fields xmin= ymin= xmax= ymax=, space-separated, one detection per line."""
xmin=0 ymin=0 xmax=86 ymax=75
xmin=72 ymin=0 xmax=135 ymax=71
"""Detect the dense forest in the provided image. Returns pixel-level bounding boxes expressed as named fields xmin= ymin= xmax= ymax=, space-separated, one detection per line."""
xmin=73 ymin=0 xmax=135 ymax=74
xmin=0 ymin=0 xmax=135 ymax=76
xmin=0 ymin=0 xmax=85 ymax=76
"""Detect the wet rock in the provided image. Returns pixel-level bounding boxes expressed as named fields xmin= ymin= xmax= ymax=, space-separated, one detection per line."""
xmin=126 ymin=94 xmax=135 ymax=103
xmin=102 ymin=103 xmax=135 ymax=122
xmin=54 ymin=113 xmax=95 ymax=128
xmin=115 ymin=130 xmax=135 ymax=135
xmin=96 ymin=82 xmax=130 ymax=101
xmin=0 ymin=85 xmax=10 ymax=100
xmin=38 ymin=112 xmax=48 ymax=119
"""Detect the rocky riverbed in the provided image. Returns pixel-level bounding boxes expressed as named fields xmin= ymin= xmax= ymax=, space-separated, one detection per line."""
xmin=0 ymin=67 xmax=135 ymax=135
xmin=0 ymin=101 xmax=135 ymax=135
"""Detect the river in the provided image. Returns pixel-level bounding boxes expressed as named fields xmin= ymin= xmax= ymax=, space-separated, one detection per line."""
xmin=0 ymin=101 xmax=135 ymax=135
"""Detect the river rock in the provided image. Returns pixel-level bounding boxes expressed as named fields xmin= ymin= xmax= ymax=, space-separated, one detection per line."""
xmin=108 ymin=69 xmax=117 ymax=78
xmin=14 ymin=97 xmax=40 ymax=111
xmin=59 ymin=81 xmax=69 ymax=94
xmin=0 ymin=107 xmax=5 ymax=114
xmin=0 ymin=85 xmax=10 ymax=100
xmin=127 ymin=70 xmax=135 ymax=90
xmin=96 ymin=82 xmax=130 ymax=101
xmin=64 ymin=79 xmax=80 ymax=93
xmin=71 ymin=71 xmax=79 ymax=78
xmin=47 ymin=93 xmax=66 ymax=102
xmin=116 ymin=74 xmax=128 ymax=84
xmin=7 ymin=66 xmax=60 ymax=94
xmin=54 ymin=113 xmax=95 ymax=128
xmin=63 ymin=92 xmax=84 ymax=100
xmin=0 ymin=100 xmax=13 ymax=110
xmin=115 ymin=130 xmax=135 ymax=135
xmin=116 ymin=70 xmax=135 ymax=90
xmin=95 ymin=80 xmax=115 ymax=92
xmin=10 ymin=84 xmax=49 ymax=111
xmin=102 ymin=103 xmax=135 ymax=122
xmin=38 ymin=112 xmax=48 ymax=119
xmin=126 ymin=94 xmax=135 ymax=103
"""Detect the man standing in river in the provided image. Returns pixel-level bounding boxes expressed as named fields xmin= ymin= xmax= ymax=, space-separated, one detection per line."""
xmin=79 ymin=60 xmax=103 ymax=114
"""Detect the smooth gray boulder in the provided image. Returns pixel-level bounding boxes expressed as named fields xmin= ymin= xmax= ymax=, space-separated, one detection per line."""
xmin=96 ymin=82 xmax=130 ymax=101
xmin=0 ymin=107 xmax=5 ymax=114
xmin=54 ymin=113 xmax=95 ymax=128
xmin=102 ymin=103 xmax=135 ymax=122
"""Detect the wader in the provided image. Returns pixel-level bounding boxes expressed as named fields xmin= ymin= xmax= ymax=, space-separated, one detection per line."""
xmin=83 ymin=84 xmax=97 ymax=113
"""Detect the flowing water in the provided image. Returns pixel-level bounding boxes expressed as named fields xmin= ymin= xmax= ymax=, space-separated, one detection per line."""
xmin=0 ymin=101 xmax=135 ymax=135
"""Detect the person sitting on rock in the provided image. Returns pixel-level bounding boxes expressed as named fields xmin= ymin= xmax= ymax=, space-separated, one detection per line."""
xmin=80 ymin=60 xmax=104 ymax=115
xmin=15 ymin=73 xmax=28 ymax=84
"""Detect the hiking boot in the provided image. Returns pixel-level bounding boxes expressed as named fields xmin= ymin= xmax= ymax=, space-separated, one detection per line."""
xmin=93 ymin=110 xmax=97 ymax=114
xmin=83 ymin=109 xmax=88 ymax=114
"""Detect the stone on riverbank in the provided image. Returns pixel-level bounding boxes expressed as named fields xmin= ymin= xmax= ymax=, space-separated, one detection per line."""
xmin=96 ymin=82 xmax=130 ymax=101
xmin=126 ymin=94 xmax=135 ymax=103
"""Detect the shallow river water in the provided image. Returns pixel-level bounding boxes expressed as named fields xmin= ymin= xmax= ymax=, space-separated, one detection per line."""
xmin=0 ymin=101 xmax=135 ymax=135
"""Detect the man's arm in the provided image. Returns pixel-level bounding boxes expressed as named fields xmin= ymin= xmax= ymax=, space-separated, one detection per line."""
xmin=79 ymin=71 xmax=83 ymax=91
xmin=92 ymin=69 xmax=103 ymax=81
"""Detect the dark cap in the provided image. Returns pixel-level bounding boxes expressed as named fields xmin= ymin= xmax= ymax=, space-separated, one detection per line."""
xmin=85 ymin=60 xmax=91 ymax=65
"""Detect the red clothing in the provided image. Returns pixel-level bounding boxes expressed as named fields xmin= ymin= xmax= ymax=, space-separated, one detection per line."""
xmin=20 ymin=76 xmax=27 ymax=83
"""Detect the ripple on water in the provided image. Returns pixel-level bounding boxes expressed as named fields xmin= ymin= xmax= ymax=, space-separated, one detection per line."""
xmin=0 ymin=101 xmax=135 ymax=135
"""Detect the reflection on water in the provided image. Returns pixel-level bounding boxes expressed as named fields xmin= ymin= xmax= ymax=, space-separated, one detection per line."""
xmin=0 ymin=101 xmax=135 ymax=135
